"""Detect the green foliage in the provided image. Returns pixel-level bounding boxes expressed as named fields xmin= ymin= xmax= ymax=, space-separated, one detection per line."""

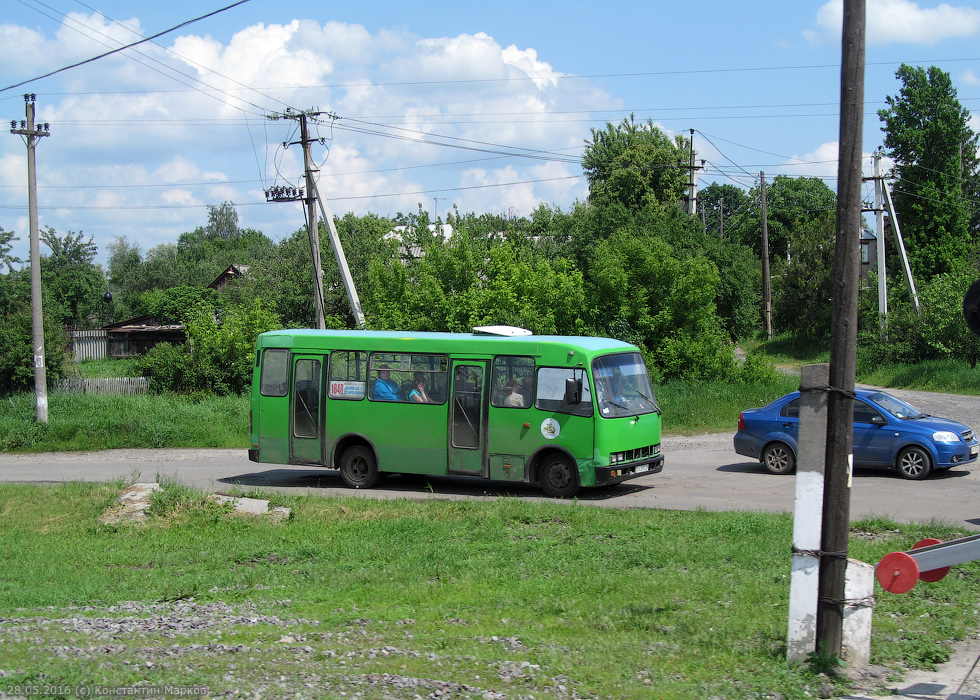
xmin=772 ymin=212 xmax=837 ymax=338
xmin=582 ymin=114 xmax=689 ymax=211
xmin=858 ymin=270 xmax=980 ymax=368
xmin=730 ymin=175 xmax=837 ymax=261
xmin=878 ymin=64 xmax=978 ymax=280
xmin=137 ymin=300 xmax=281 ymax=395
xmin=139 ymin=285 xmax=218 ymax=324
xmin=0 ymin=308 xmax=70 ymax=395
xmin=39 ymin=227 xmax=106 ymax=326
xmin=0 ymin=225 xmax=20 ymax=271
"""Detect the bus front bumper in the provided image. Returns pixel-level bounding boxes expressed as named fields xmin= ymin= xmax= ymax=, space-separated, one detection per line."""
xmin=594 ymin=454 xmax=664 ymax=486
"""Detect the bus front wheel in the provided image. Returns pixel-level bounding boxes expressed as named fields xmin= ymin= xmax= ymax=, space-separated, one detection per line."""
xmin=539 ymin=455 xmax=580 ymax=499
xmin=340 ymin=445 xmax=380 ymax=489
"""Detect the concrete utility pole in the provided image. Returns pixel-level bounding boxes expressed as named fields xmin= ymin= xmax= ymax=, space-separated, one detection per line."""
xmin=266 ymin=108 xmax=365 ymax=329
xmin=873 ymin=149 xmax=888 ymax=327
xmin=818 ymin=0 xmax=865 ymax=657
xmin=684 ymin=129 xmax=705 ymax=216
xmin=9 ymin=94 xmax=50 ymax=423
xmin=298 ymin=112 xmax=326 ymax=330
xmin=760 ymin=172 xmax=772 ymax=340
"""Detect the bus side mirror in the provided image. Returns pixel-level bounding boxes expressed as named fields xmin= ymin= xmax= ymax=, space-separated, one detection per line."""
xmin=565 ymin=378 xmax=582 ymax=405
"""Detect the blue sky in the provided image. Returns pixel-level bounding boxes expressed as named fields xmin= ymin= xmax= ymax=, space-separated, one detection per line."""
xmin=2 ymin=0 xmax=979 ymax=265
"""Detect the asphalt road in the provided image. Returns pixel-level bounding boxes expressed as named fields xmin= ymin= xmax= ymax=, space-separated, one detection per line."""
xmin=1 ymin=385 xmax=979 ymax=530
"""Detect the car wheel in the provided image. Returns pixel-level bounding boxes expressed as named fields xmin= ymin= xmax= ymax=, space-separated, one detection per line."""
xmin=340 ymin=445 xmax=380 ymax=489
xmin=897 ymin=446 xmax=932 ymax=480
xmin=539 ymin=455 xmax=580 ymax=498
xmin=761 ymin=442 xmax=796 ymax=475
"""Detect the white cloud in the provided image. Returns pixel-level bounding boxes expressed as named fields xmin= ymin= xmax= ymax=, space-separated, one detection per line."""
xmin=805 ymin=0 xmax=980 ymax=45
xmin=0 ymin=14 xmax=614 ymax=262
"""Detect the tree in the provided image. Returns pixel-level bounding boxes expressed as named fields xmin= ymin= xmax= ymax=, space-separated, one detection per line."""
xmin=39 ymin=227 xmax=105 ymax=326
xmin=205 ymin=201 xmax=240 ymax=240
xmin=878 ymin=64 xmax=979 ymax=279
xmin=582 ymin=115 xmax=689 ymax=212
xmin=729 ymin=175 xmax=837 ymax=261
xmin=772 ymin=212 xmax=837 ymax=338
xmin=698 ymin=183 xmax=751 ymax=239
xmin=0 ymin=226 xmax=20 ymax=272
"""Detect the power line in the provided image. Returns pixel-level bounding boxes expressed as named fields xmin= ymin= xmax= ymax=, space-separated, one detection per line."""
xmin=1 ymin=0 xmax=253 ymax=93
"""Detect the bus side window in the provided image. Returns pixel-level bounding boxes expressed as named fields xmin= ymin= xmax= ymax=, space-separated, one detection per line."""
xmin=328 ymin=350 xmax=367 ymax=400
xmin=260 ymin=348 xmax=289 ymax=397
xmin=491 ymin=355 xmax=534 ymax=408
xmin=535 ymin=367 xmax=593 ymax=417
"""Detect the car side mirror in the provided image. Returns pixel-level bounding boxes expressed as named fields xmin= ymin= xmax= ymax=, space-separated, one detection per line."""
xmin=870 ymin=414 xmax=886 ymax=425
xmin=564 ymin=378 xmax=582 ymax=405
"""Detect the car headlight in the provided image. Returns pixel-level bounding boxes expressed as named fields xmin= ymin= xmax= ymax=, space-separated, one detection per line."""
xmin=933 ymin=431 xmax=960 ymax=443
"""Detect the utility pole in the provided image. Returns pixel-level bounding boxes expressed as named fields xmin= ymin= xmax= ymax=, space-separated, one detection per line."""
xmin=719 ymin=196 xmax=725 ymax=239
xmin=677 ymin=129 xmax=704 ymax=216
xmin=9 ymin=94 xmax=50 ymax=423
xmin=266 ymin=108 xmax=365 ymax=329
xmin=760 ymin=172 xmax=772 ymax=340
xmin=873 ymin=149 xmax=888 ymax=327
xmin=818 ymin=0 xmax=865 ymax=658
xmin=299 ymin=112 xmax=326 ymax=330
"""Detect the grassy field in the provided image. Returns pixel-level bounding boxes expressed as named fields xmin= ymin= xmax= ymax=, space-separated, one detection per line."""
xmin=1 ymin=481 xmax=978 ymax=699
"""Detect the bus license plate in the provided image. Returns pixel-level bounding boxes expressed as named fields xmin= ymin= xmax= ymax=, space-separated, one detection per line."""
xmin=634 ymin=464 xmax=650 ymax=473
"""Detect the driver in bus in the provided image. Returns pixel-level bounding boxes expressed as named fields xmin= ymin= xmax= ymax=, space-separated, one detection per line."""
xmin=372 ymin=367 xmax=401 ymax=401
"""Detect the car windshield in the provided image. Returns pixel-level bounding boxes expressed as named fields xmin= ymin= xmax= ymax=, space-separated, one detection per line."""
xmin=867 ymin=392 xmax=925 ymax=420
xmin=592 ymin=352 xmax=660 ymax=418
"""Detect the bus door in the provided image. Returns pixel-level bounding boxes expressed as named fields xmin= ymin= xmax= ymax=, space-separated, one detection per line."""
xmin=448 ymin=360 xmax=488 ymax=476
xmin=290 ymin=354 xmax=324 ymax=465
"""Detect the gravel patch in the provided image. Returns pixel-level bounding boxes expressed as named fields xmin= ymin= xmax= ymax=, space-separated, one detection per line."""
xmin=0 ymin=600 xmax=593 ymax=700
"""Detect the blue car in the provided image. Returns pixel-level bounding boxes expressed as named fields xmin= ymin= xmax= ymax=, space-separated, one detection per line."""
xmin=734 ymin=389 xmax=979 ymax=480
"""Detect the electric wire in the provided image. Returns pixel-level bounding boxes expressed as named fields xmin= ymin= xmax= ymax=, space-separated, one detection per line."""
xmin=2 ymin=0 xmax=253 ymax=94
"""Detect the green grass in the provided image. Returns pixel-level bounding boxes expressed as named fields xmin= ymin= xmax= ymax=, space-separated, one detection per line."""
xmin=0 ymin=482 xmax=977 ymax=699
xmin=858 ymin=358 xmax=980 ymax=395
xmin=658 ymin=375 xmax=800 ymax=434
xmin=73 ymin=357 xmax=140 ymax=378
xmin=0 ymin=392 xmax=249 ymax=452
xmin=741 ymin=334 xmax=831 ymax=371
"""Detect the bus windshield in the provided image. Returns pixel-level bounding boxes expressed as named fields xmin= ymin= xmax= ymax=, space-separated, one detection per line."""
xmin=593 ymin=353 xmax=660 ymax=418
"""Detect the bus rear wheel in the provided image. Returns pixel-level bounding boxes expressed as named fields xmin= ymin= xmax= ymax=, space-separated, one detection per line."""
xmin=539 ymin=455 xmax=580 ymax=499
xmin=340 ymin=445 xmax=380 ymax=489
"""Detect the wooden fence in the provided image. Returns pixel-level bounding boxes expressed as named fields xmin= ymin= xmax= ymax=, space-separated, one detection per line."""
xmin=56 ymin=377 xmax=149 ymax=395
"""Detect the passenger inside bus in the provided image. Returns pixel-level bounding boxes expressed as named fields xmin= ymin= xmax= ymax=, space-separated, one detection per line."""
xmin=372 ymin=368 xmax=401 ymax=401
xmin=503 ymin=379 xmax=525 ymax=407
xmin=408 ymin=373 xmax=431 ymax=403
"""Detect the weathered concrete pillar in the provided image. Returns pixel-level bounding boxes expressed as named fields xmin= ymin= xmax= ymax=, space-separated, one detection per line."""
xmin=788 ymin=363 xmax=830 ymax=663
xmin=842 ymin=558 xmax=874 ymax=666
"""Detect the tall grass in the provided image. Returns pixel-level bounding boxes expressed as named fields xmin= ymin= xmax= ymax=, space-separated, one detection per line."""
xmin=858 ymin=358 xmax=980 ymax=395
xmin=0 ymin=392 xmax=249 ymax=452
xmin=657 ymin=375 xmax=800 ymax=434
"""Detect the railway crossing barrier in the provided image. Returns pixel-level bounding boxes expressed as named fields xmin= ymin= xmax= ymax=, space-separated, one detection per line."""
xmin=877 ymin=533 xmax=980 ymax=594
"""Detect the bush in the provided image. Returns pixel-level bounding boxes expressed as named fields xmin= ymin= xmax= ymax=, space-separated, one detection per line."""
xmin=0 ymin=310 xmax=70 ymax=396
xmin=137 ymin=342 xmax=194 ymax=393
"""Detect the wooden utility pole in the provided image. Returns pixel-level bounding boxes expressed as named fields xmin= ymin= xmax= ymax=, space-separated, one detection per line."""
xmin=9 ymin=94 xmax=50 ymax=423
xmin=818 ymin=0 xmax=865 ymax=657
xmin=760 ymin=172 xmax=772 ymax=340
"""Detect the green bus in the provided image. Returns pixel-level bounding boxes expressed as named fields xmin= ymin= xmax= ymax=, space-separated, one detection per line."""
xmin=249 ymin=326 xmax=663 ymax=498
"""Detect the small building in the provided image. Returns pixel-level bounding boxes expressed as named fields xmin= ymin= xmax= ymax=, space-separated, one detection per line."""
xmin=104 ymin=315 xmax=186 ymax=359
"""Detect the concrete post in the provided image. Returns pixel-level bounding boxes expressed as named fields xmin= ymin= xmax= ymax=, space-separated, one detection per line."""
xmin=787 ymin=363 xmax=830 ymax=663
xmin=842 ymin=559 xmax=874 ymax=666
